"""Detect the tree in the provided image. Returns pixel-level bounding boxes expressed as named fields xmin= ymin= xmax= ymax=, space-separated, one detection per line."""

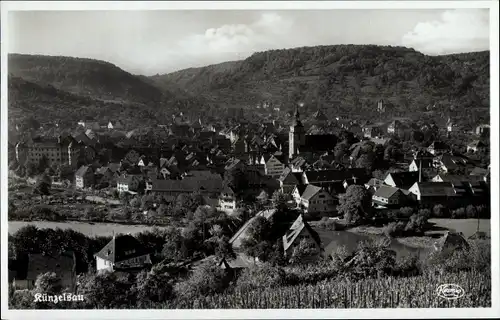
xmin=214 ymin=236 xmax=236 ymax=260
xmin=25 ymin=161 xmax=38 ymax=177
xmin=33 ymin=172 xmax=52 ymax=199
xmin=77 ymin=271 xmax=134 ymax=308
xmin=37 ymin=155 xmax=50 ymax=174
xmin=223 ymin=168 xmax=248 ymax=194
xmin=338 ymin=185 xmax=372 ymax=226
xmin=174 ymin=262 xmax=231 ymax=300
xmin=134 ymin=270 xmax=174 ymax=307
xmin=290 ymin=238 xmax=319 ymax=265
xmin=355 ymin=153 xmax=375 ymax=174
xmin=161 ymin=227 xmax=186 ymax=263
xmin=34 ymin=272 xmax=62 ymax=296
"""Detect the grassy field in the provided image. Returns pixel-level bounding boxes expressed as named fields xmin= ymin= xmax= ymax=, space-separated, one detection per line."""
xmin=8 ymin=220 xmax=168 ymax=237
xmin=427 ymin=218 xmax=490 ymax=238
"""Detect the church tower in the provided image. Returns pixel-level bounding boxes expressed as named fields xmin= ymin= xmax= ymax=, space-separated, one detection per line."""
xmin=289 ymin=105 xmax=305 ymax=160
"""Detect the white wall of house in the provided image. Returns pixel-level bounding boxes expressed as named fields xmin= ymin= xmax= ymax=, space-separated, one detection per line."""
xmin=284 ymin=228 xmax=322 ymax=259
xmin=75 ymin=176 xmax=84 ymax=189
xmin=263 ymin=156 xmax=285 ymax=178
xmin=408 ymin=183 xmax=421 ymax=201
xmin=409 ymin=160 xmax=419 ymax=172
xmin=301 ymin=190 xmax=335 ymax=213
xmin=96 ymin=256 xmax=114 ymax=272
xmin=117 ymin=183 xmax=129 ymax=193
xmin=384 ymin=175 xmax=397 ymax=187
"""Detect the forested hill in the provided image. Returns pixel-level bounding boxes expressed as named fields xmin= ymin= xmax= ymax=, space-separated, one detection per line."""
xmin=151 ymin=45 xmax=490 ymax=124
xmin=7 ymin=54 xmax=211 ymax=128
xmin=8 ymin=54 xmax=170 ymax=106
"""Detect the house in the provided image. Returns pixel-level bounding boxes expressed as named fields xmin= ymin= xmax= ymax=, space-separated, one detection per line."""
xmin=75 ymin=165 xmax=94 ymax=189
xmin=107 ymin=120 xmax=123 ymax=130
xmin=218 ymin=186 xmax=237 ymax=215
xmin=433 ymin=154 xmax=471 ymax=174
xmin=431 ymin=174 xmax=485 ymax=184
xmin=260 ymin=153 xmax=286 ymax=179
xmin=363 ymin=124 xmax=384 ymax=139
xmin=427 ymin=141 xmax=451 ymax=155
xmin=289 ymin=156 xmax=309 ymax=172
xmin=95 ymin=166 xmax=119 ymax=185
xmin=372 ymin=185 xmax=408 ymax=208
xmin=116 ymin=173 xmax=143 ymax=194
xmin=433 ymin=231 xmax=469 ymax=254
xmin=302 ymin=169 xmax=367 ymax=186
xmin=94 ymin=234 xmax=152 ymax=273
xmin=14 ymin=251 xmax=76 ymax=292
xmin=150 ymin=174 xmax=223 ymax=197
xmin=408 ymin=182 xmax=457 ymax=206
xmin=297 ymin=185 xmax=336 ymax=218
xmin=278 ymin=167 xmax=304 ymax=194
xmin=387 ymin=120 xmax=403 ymax=135
xmin=292 ymin=185 xmax=308 ymax=205
xmin=475 ymin=124 xmax=490 ymax=136
xmin=364 ymin=178 xmax=384 ymax=194
xmin=138 ymin=155 xmax=157 ymax=167
xmin=15 ymin=136 xmax=81 ymax=168
xmin=224 ymin=158 xmax=245 ymax=172
xmin=409 ymin=158 xmax=433 ymax=172
xmin=467 ymin=140 xmax=487 ymax=153
xmin=383 ymin=171 xmax=420 ymax=190
xmin=282 ymin=214 xmax=323 ymax=262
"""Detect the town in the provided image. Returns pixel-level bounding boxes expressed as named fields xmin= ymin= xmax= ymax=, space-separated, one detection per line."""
xmin=7 ymin=101 xmax=491 ymax=309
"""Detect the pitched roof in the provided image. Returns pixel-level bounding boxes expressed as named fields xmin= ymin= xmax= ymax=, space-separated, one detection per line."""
xmin=365 ymin=178 xmax=384 ymax=187
xmin=26 ymin=251 xmax=75 ymax=280
xmin=385 ymin=171 xmax=419 ymax=189
xmin=282 ymin=214 xmax=321 ymax=251
xmin=373 ymin=185 xmax=401 ymax=199
xmin=300 ymin=185 xmax=323 ymax=201
xmin=293 ymin=185 xmax=308 ymax=197
xmin=75 ymin=165 xmax=92 ymax=177
xmin=304 ymin=169 xmax=366 ymax=183
xmin=436 ymin=174 xmax=485 ymax=184
xmin=415 ymin=182 xmax=456 ymax=197
xmin=470 ymin=167 xmax=489 ymax=176
xmin=428 ymin=141 xmax=450 ymax=150
xmin=151 ymin=175 xmax=223 ymax=194
xmin=94 ymin=234 xmax=150 ymax=263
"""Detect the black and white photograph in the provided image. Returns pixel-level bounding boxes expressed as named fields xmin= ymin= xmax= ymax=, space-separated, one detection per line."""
xmin=1 ymin=1 xmax=499 ymax=319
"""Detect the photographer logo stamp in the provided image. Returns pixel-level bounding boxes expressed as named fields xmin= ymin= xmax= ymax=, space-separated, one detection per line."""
xmin=436 ymin=284 xmax=465 ymax=300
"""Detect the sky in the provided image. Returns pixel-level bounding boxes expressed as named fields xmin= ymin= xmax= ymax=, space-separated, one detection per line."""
xmin=7 ymin=9 xmax=490 ymax=76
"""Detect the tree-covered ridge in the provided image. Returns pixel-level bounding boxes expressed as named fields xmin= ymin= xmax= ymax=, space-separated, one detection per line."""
xmin=152 ymin=45 xmax=490 ymax=124
xmin=8 ymin=54 xmax=170 ymax=106
xmin=7 ymin=74 xmax=213 ymax=131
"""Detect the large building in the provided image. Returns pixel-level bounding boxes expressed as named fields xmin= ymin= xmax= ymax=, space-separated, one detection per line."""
xmin=15 ymin=135 xmax=82 ymax=168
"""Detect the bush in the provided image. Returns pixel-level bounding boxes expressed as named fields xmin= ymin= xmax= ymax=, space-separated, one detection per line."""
xmin=466 ymin=205 xmax=477 ymax=219
xmin=383 ymin=221 xmax=406 ymax=238
xmin=174 ymin=262 xmax=232 ymax=299
xmin=399 ymin=207 xmax=414 ymax=219
xmin=235 ymin=264 xmax=287 ymax=291
xmin=404 ymin=213 xmax=428 ymax=235
xmin=393 ymin=254 xmax=422 ymax=277
xmin=130 ymin=198 xmax=141 ymax=208
xmin=317 ymin=217 xmax=340 ymax=230
xmin=451 ymin=207 xmax=466 ymax=219
xmin=432 ymin=204 xmax=447 ymax=218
